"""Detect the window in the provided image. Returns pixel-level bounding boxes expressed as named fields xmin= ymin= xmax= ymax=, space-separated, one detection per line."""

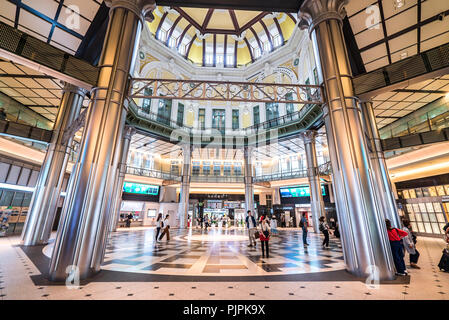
xmin=168 ymin=36 xmax=177 ymax=48
xmin=285 ymin=92 xmax=295 ymax=115
xmin=254 ymin=47 xmax=261 ymax=59
xmin=205 ymin=53 xmax=214 ymax=66
xmin=233 ymin=163 xmax=242 ymax=175
xmin=158 ymin=29 xmax=167 ymax=42
xmin=313 ymin=68 xmax=319 ymax=85
xmin=226 ymin=54 xmax=234 ymax=66
xmin=263 ymin=41 xmax=271 ymax=53
xmin=273 ymin=34 xmax=282 ymax=47
xmin=232 ymin=109 xmax=239 ymax=130
xmin=266 ymin=194 xmax=272 ymax=208
xmin=266 ymin=102 xmax=279 ymax=126
xmin=170 ymin=161 xmax=179 ymax=175
xmin=192 ymin=161 xmax=201 ymax=175
xmin=177 ymin=103 xmax=184 ymax=127
xmin=202 ymin=161 xmax=211 ymax=175
xmin=216 ymin=54 xmax=224 ymax=65
xmin=157 ymin=99 xmax=172 ymax=125
xmin=253 ymin=105 xmax=260 ymax=125
xmin=178 ymin=43 xmax=187 ymax=55
xmin=213 ymin=162 xmax=222 ymax=176
xmin=198 ymin=108 xmax=205 ymax=130
xmin=142 ymin=87 xmax=153 ymax=114
xmin=223 ymin=162 xmax=232 ymax=176
xmin=212 ymin=109 xmax=226 ymax=134
xmin=305 ymin=78 xmax=312 ymax=100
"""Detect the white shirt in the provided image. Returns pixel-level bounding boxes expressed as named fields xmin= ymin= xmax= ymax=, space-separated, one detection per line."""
xmin=163 ymin=218 xmax=170 ymax=228
xmin=156 ymin=220 xmax=162 ymax=228
xmin=248 ymin=216 xmax=255 ymax=229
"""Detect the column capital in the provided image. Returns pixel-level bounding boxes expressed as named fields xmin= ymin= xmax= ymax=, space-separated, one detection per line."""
xmin=62 ymin=82 xmax=88 ymax=97
xmin=105 ymin=0 xmax=156 ymax=23
xmin=298 ymin=0 xmax=348 ymax=34
xmin=300 ymin=130 xmax=318 ymax=144
xmin=124 ymin=125 xmax=136 ymax=140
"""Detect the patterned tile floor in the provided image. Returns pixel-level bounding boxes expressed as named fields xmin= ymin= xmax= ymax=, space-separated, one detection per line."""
xmin=98 ymin=227 xmax=346 ymax=276
xmin=0 ymin=227 xmax=448 ymax=300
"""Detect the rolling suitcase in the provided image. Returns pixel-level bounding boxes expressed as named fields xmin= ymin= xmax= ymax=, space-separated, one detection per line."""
xmin=438 ymin=248 xmax=449 ymax=272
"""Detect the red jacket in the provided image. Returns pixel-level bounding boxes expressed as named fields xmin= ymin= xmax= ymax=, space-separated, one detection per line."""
xmin=387 ymin=228 xmax=408 ymax=241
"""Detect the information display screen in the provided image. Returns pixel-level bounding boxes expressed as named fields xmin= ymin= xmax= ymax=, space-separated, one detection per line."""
xmin=280 ymin=185 xmax=326 ymax=198
xmin=123 ymin=182 xmax=159 ymax=195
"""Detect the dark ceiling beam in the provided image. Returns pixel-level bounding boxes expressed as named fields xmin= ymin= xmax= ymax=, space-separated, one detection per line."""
xmin=243 ymin=38 xmax=254 ymax=62
xmin=156 ymin=11 xmax=169 ymax=39
xmin=166 ymin=15 xmax=183 ymax=45
xmin=377 ymin=0 xmax=392 ymax=65
xmin=376 ymin=116 xmax=402 ymax=119
xmin=177 ymin=23 xmax=192 ymax=49
xmin=0 ymin=74 xmax=55 ymax=79
xmin=229 ymin=10 xmax=240 ymax=33
xmin=156 ymin=0 xmax=302 ymax=12
xmin=393 ymin=89 xmax=449 ymax=94
xmin=240 ymin=12 xmax=270 ymax=34
xmin=47 ymin=0 xmax=64 ymax=44
xmin=359 ymin=8 xmax=449 ymax=53
xmin=234 ymin=40 xmax=238 ymax=67
xmin=259 ymin=19 xmax=273 ymax=51
xmin=249 ymin=27 xmax=263 ymax=52
xmin=285 ymin=13 xmax=297 ymax=23
xmin=201 ymin=9 xmax=214 ymax=33
xmin=273 ymin=18 xmax=284 ymax=44
xmin=175 ymin=7 xmax=203 ymax=31
xmin=417 ymin=0 xmax=422 ymax=54
xmin=185 ymin=34 xmax=197 ymax=58
xmin=224 ymin=34 xmax=228 ymax=67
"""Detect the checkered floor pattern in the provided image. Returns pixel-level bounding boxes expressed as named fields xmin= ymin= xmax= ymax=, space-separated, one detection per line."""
xmin=101 ymin=227 xmax=346 ymax=276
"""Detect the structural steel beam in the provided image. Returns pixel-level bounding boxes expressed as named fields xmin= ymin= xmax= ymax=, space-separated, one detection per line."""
xmin=129 ymin=78 xmax=324 ymax=104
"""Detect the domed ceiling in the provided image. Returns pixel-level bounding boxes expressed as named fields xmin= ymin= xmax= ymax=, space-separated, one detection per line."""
xmin=147 ymin=7 xmax=297 ymax=67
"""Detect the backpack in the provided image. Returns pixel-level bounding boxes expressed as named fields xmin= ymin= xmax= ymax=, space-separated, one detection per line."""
xmin=319 ymin=223 xmax=325 ymax=232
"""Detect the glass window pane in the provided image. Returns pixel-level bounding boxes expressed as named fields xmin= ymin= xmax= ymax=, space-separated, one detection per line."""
xmin=415 ymin=213 xmax=422 ymax=222
xmin=428 ymin=187 xmax=437 ymax=197
xmin=409 ymin=189 xmax=416 ymax=198
xmin=410 ymin=222 xmax=418 ymax=232
xmin=417 ymin=222 xmax=425 ymax=233
xmin=424 ymin=222 xmax=433 ymax=234
xmin=431 ymin=223 xmax=441 ymax=234
xmin=426 ymin=202 xmax=434 ymax=212
xmin=436 ymin=185 xmax=446 ymax=196
xmin=418 ymin=203 xmax=427 ymax=212
xmin=428 ymin=213 xmax=437 ymax=223
xmin=433 ymin=202 xmax=442 ymax=212
xmin=436 ymin=213 xmax=446 ymax=223
xmin=408 ymin=212 xmax=415 ymax=221
xmin=412 ymin=204 xmax=420 ymax=213
xmin=422 ymin=214 xmax=430 ymax=222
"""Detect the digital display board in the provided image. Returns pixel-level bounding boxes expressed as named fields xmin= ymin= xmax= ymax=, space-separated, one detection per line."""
xmin=123 ymin=182 xmax=159 ymax=195
xmin=280 ymin=185 xmax=326 ymax=198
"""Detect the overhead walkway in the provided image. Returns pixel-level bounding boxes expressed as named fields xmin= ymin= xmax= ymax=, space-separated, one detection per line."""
xmin=0 ymin=119 xmax=52 ymax=143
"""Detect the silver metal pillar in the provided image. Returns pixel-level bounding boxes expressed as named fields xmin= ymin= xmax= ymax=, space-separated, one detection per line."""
xmin=178 ymin=144 xmax=192 ymax=229
xmin=108 ymin=126 xmax=135 ymax=233
xmin=21 ymin=83 xmax=86 ymax=246
xmin=299 ymin=0 xmax=395 ymax=280
xmin=48 ymin=0 xmax=156 ymax=281
xmin=361 ymin=101 xmax=401 ymax=228
xmin=301 ymin=130 xmax=325 ymax=233
xmin=244 ymin=146 xmax=255 ymax=214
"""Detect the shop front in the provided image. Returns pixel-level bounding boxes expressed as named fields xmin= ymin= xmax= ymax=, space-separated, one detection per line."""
xmin=396 ymin=173 xmax=449 ymax=237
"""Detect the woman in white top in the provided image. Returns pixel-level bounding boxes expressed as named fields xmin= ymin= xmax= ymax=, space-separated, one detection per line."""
xmin=259 ymin=218 xmax=271 ymax=258
xmin=155 ymin=213 xmax=163 ymax=242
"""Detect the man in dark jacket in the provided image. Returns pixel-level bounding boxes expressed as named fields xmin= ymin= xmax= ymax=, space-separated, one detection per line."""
xmin=245 ymin=210 xmax=257 ymax=247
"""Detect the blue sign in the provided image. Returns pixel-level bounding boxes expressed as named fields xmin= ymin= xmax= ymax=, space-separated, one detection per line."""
xmin=280 ymin=185 xmax=326 ymax=198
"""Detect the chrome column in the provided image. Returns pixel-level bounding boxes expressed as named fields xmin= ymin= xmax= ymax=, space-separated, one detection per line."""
xmin=244 ymin=146 xmax=255 ymax=214
xmin=299 ymin=0 xmax=395 ymax=280
xmin=48 ymin=0 xmax=156 ymax=281
xmin=108 ymin=126 xmax=135 ymax=233
xmin=21 ymin=83 xmax=86 ymax=246
xmin=301 ymin=130 xmax=325 ymax=233
xmin=178 ymin=144 xmax=192 ymax=229
xmin=361 ymin=101 xmax=401 ymax=228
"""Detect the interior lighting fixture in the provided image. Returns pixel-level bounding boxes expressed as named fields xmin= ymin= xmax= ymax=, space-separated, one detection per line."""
xmin=393 ymin=0 xmax=405 ymax=9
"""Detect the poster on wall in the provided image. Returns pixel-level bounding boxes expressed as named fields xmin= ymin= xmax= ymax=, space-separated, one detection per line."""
xmin=123 ymin=182 xmax=159 ymax=195
xmin=147 ymin=209 xmax=157 ymax=218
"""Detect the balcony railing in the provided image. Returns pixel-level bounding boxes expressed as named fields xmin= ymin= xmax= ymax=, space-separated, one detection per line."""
xmin=190 ymin=174 xmax=244 ymax=183
xmin=125 ymin=166 xmax=181 ymax=181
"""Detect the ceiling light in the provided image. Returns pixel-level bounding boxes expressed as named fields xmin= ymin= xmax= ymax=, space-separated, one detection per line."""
xmin=393 ymin=0 xmax=405 ymax=9
xmin=445 ymin=92 xmax=449 ymax=101
xmin=400 ymin=52 xmax=408 ymax=60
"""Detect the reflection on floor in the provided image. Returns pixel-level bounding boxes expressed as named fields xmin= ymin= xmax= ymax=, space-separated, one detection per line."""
xmin=100 ymin=227 xmax=346 ymax=276
xmin=0 ymin=227 xmax=448 ymax=300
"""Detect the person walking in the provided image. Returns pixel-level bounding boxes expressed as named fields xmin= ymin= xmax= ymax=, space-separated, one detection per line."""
xmin=0 ymin=108 xmax=7 ymax=121
xmin=270 ymin=215 xmax=278 ymax=235
xmin=300 ymin=212 xmax=309 ymax=246
xmin=319 ymin=216 xmax=330 ymax=248
xmin=246 ymin=210 xmax=257 ymax=248
xmin=155 ymin=213 xmax=163 ymax=243
xmin=126 ymin=212 xmax=133 ymax=228
xmin=386 ymin=219 xmax=408 ymax=276
xmin=259 ymin=217 xmax=271 ymax=258
xmin=204 ymin=215 xmax=209 ymax=231
xmin=334 ymin=221 xmax=340 ymax=239
xmin=159 ymin=215 xmax=170 ymax=242
xmin=402 ymin=219 xmax=420 ymax=269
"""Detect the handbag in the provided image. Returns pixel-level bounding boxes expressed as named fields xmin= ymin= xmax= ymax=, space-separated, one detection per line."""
xmin=254 ymin=231 xmax=260 ymax=239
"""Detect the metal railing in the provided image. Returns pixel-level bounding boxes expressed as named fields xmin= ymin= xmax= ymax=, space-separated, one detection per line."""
xmin=125 ymin=166 xmax=181 ymax=181
xmin=190 ymin=174 xmax=244 ymax=183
